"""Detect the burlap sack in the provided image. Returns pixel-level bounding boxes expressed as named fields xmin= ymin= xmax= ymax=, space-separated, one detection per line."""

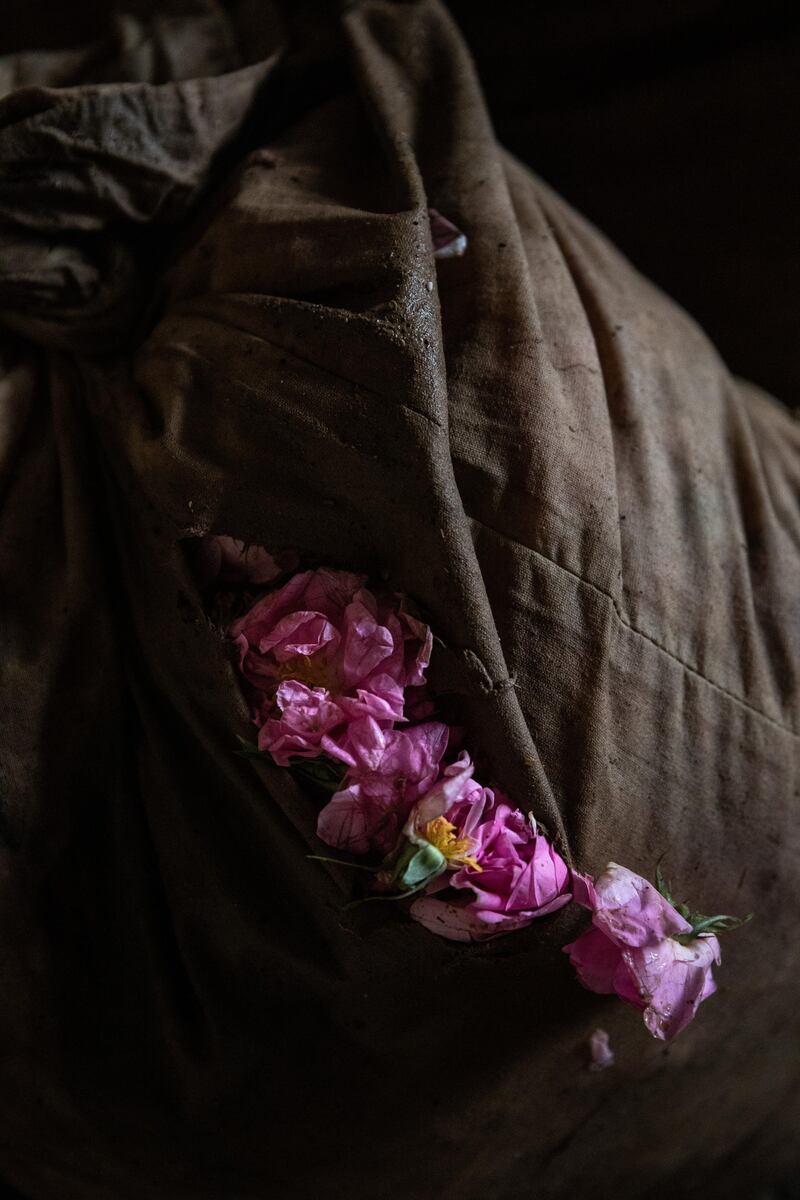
xmin=0 ymin=3 xmax=797 ymax=1197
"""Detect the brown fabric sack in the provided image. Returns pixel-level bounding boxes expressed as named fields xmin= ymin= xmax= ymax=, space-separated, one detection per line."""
xmin=0 ymin=3 xmax=798 ymax=1197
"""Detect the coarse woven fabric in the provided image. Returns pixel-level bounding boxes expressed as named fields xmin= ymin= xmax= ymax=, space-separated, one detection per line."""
xmin=0 ymin=2 xmax=798 ymax=1198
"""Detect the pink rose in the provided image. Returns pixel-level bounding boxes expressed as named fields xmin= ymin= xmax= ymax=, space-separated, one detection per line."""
xmin=316 ymin=721 xmax=450 ymax=856
xmin=229 ymin=569 xmax=432 ymax=764
xmin=230 ymin=568 xmax=364 ymax=690
xmin=256 ymin=681 xmax=347 ymax=767
xmin=410 ymin=786 xmax=571 ymax=942
xmin=190 ymin=535 xmax=293 ymax=587
xmin=563 ymin=863 xmax=721 ymax=1041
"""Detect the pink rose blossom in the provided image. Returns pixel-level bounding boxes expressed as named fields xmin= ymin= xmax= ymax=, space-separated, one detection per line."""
xmin=316 ymin=721 xmax=450 ymax=855
xmin=257 ymin=681 xmax=346 ymax=767
xmin=563 ymin=863 xmax=721 ymax=1041
xmin=229 ymin=569 xmax=432 ymax=764
xmin=410 ymin=786 xmax=571 ymax=942
xmin=230 ymin=568 xmax=363 ymax=689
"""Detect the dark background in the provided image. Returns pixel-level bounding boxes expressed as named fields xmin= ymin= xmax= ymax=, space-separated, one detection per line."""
xmin=451 ymin=0 xmax=800 ymax=409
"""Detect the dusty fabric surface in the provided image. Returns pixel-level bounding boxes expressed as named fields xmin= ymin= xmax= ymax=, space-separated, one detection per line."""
xmin=0 ymin=2 xmax=798 ymax=1197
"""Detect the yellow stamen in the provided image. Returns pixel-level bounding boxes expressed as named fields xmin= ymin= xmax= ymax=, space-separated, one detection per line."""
xmin=421 ymin=816 xmax=482 ymax=872
xmin=275 ymin=654 xmax=334 ymax=691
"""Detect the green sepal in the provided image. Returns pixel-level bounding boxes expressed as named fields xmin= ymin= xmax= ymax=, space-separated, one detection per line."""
xmin=289 ymin=755 xmax=347 ymax=792
xmin=655 ymin=862 xmax=676 ymax=907
xmin=235 ymin=735 xmax=265 ymax=759
xmin=674 ymin=911 xmax=754 ymax=943
xmin=389 ymin=840 xmax=447 ymax=891
xmin=656 ymin=860 xmax=753 ymax=942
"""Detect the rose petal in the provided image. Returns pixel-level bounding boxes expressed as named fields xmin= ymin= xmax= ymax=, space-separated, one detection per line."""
xmin=338 ymin=676 xmax=405 ymax=724
xmin=341 ymin=599 xmax=394 ymax=686
xmin=571 ymin=870 xmax=598 ymax=910
xmin=229 ymin=570 xmax=315 ymax=641
xmin=632 ymin=934 xmax=721 ymax=1041
xmin=591 ymin=863 xmax=692 ymax=947
xmin=317 ymin=786 xmax=371 ymax=855
xmin=258 ymin=682 xmax=345 ymax=766
xmin=507 ymin=836 xmax=569 ymax=911
xmin=412 ymin=753 xmax=474 ymax=826
xmin=588 ymin=1029 xmax=615 ymax=1072
xmin=258 ymin=610 xmax=339 ymax=661
xmin=428 ymin=208 xmax=467 ymax=259
xmin=409 ymin=897 xmax=530 ymax=942
xmin=563 ymin=926 xmax=625 ymax=994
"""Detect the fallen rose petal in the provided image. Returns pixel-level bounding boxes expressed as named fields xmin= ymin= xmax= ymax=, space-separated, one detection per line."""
xmin=588 ymin=1029 xmax=615 ymax=1072
xmin=379 ymin=722 xmax=449 ymax=785
xmin=428 ymin=208 xmax=467 ymax=258
xmin=317 ymin=780 xmax=408 ymax=858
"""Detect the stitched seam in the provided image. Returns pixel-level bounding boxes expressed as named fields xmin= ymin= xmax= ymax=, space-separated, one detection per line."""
xmin=547 ymin=551 xmax=799 ymax=738
xmin=488 ymin=209 xmax=798 ymax=740
xmin=476 ymin=518 xmax=799 ymax=741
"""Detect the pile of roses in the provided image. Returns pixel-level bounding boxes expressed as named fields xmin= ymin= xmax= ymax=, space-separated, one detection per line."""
xmin=217 ymin=548 xmax=747 ymax=1042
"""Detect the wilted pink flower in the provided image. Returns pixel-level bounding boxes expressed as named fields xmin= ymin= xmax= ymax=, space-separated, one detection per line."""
xmin=410 ymin=787 xmax=571 ymax=942
xmin=256 ymin=681 xmax=346 ymax=766
xmin=563 ymin=863 xmax=721 ymax=1041
xmin=229 ymin=569 xmax=432 ymax=763
xmin=428 ymin=208 xmax=467 ymax=258
xmin=316 ymin=721 xmax=450 ymax=855
xmin=189 ymin=535 xmax=293 ymax=588
xmin=230 ymin=568 xmax=362 ymax=689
